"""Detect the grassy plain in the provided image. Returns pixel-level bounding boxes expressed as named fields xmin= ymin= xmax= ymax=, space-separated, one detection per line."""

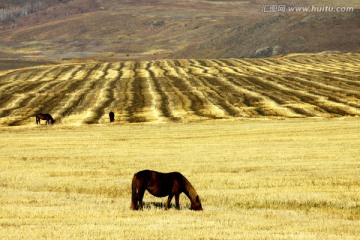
xmin=1 ymin=118 xmax=359 ymax=239
xmin=1 ymin=53 xmax=360 ymax=126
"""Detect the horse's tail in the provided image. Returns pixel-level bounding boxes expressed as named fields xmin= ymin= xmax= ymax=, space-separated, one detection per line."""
xmin=130 ymin=174 xmax=138 ymax=210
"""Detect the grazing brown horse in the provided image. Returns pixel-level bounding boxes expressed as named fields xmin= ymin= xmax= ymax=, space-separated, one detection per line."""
xmin=130 ymin=170 xmax=203 ymax=211
xmin=36 ymin=114 xmax=55 ymax=125
xmin=109 ymin=111 xmax=115 ymax=122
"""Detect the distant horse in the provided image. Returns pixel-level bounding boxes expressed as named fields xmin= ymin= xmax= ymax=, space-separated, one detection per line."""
xmin=130 ymin=170 xmax=203 ymax=211
xmin=36 ymin=114 xmax=55 ymax=125
xmin=109 ymin=111 xmax=115 ymax=122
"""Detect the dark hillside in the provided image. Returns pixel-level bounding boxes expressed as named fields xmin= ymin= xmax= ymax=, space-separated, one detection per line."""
xmin=175 ymin=11 xmax=360 ymax=58
xmin=0 ymin=0 xmax=359 ymax=59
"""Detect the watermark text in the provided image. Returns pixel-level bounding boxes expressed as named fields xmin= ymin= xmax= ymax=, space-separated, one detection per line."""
xmin=262 ymin=5 xmax=354 ymax=13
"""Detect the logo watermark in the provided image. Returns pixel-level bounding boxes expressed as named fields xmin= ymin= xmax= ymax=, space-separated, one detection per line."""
xmin=262 ymin=5 xmax=354 ymax=13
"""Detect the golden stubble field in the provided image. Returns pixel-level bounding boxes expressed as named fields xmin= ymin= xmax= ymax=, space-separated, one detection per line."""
xmin=1 ymin=52 xmax=360 ymax=239
xmin=0 ymin=53 xmax=360 ymax=126
xmin=1 ymin=118 xmax=359 ymax=239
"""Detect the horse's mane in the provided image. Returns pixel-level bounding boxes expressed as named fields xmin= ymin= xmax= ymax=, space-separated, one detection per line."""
xmin=182 ymin=175 xmax=199 ymax=201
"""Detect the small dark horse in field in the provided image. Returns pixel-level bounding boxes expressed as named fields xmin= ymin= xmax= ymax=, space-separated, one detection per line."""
xmin=130 ymin=170 xmax=203 ymax=211
xmin=109 ymin=111 xmax=115 ymax=122
xmin=36 ymin=114 xmax=55 ymax=125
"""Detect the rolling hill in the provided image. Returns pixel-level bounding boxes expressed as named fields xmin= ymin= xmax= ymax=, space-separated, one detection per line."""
xmin=0 ymin=52 xmax=359 ymax=126
xmin=0 ymin=0 xmax=359 ymax=59
xmin=176 ymin=11 xmax=360 ymax=58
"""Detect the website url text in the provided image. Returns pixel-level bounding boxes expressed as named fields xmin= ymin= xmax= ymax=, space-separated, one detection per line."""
xmin=262 ymin=5 xmax=354 ymax=13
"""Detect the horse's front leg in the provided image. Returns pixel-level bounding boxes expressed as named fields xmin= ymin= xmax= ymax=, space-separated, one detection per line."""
xmin=165 ymin=195 xmax=173 ymax=210
xmin=175 ymin=194 xmax=180 ymax=210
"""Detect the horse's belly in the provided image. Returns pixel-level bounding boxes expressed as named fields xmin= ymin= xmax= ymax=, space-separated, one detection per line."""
xmin=147 ymin=186 xmax=170 ymax=197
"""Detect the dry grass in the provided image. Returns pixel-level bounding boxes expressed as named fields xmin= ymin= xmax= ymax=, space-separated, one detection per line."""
xmin=1 ymin=118 xmax=359 ymax=239
xmin=0 ymin=53 xmax=360 ymax=126
xmin=0 ymin=52 xmax=359 ymax=239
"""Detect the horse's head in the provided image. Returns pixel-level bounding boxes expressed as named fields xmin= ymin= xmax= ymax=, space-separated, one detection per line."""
xmin=191 ymin=195 xmax=203 ymax=211
xmin=51 ymin=119 xmax=55 ymax=125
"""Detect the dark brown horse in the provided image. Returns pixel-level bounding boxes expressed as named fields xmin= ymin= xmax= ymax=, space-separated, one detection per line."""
xmin=130 ymin=170 xmax=203 ymax=211
xmin=109 ymin=111 xmax=115 ymax=122
xmin=36 ymin=114 xmax=55 ymax=125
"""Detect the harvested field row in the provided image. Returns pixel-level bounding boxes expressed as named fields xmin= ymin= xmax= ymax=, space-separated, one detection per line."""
xmin=0 ymin=53 xmax=359 ymax=126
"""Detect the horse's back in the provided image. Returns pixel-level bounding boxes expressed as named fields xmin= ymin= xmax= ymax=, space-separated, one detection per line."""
xmin=134 ymin=170 xmax=184 ymax=181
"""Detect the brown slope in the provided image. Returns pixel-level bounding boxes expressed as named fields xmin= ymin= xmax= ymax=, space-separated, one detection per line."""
xmin=175 ymin=11 xmax=360 ymax=58
xmin=0 ymin=1 xmax=359 ymax=60
xmin=0 ymin=1 xmax=290 ymax=59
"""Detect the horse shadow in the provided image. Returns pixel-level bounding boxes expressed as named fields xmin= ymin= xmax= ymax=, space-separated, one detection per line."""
xmin=143 ymin=202 xmax=189 ymax=210
xmin=143 ymin=202 xmax=167 ymax=210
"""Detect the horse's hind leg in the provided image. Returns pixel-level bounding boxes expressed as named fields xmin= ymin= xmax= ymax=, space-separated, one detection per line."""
xmin=130 ymin=190 xmax=145 ymax=210
xmin=137 ymin=189 xmax=145 ymax=210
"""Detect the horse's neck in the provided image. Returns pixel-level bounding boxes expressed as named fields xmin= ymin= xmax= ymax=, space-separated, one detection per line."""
xmin=183 ymin=178 xmax=198 ymax=201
